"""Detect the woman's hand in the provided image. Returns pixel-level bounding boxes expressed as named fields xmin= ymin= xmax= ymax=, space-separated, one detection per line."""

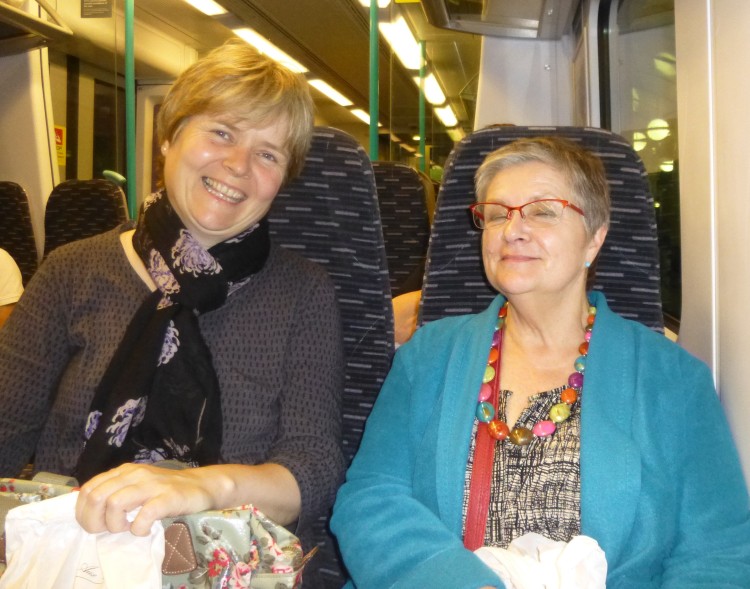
xmin=75 ymin=463 xmax=215 ymax=536
xmin=75 ymin=461 xmax=302 ymax=536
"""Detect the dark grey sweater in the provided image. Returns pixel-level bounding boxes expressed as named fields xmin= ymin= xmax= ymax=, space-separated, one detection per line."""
xmin=0 ymin=225 xmax=345 ymax=535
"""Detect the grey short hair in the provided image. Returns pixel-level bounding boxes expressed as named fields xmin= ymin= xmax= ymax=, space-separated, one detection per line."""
xmin=474 ymin=136 xmax=610 ymax=235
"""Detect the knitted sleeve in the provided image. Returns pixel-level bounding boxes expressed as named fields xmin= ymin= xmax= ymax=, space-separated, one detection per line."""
xmin=0 ymin=247 xmax=77 ymax=476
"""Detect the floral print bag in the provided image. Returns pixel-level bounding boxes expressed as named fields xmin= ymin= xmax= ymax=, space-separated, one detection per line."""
xmin=0 ymin=477 xmax=312 ymax=588
xmin=161 ymin=504 xmax=312 ymax=589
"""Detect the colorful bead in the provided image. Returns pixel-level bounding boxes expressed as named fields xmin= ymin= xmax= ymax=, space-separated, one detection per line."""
xmin=476 ymin=401 xmax=495 ymax=422
xmin=560 ymin=387 xmax=578 ymax=405
xmin=509 ymin=427 xmax=533 ymax=446
xmin=488 ymin=420 xmax=510 ymax=441
xmin=532 ymin=420 xmax=556 ymax=437
xmin=568 ymin=371 xmax=584 ymax=389
xmin=474 ymin=301 xmax=595 ymax=446
xmin=549 ymin=403 xmax=571 ymax=423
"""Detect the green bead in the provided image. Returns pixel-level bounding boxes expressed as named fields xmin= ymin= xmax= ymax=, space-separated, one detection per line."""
xmin=483 ymin=365 xmax=495 ymax=384
xmin=549 ymin=403 xmax=571 ymax=423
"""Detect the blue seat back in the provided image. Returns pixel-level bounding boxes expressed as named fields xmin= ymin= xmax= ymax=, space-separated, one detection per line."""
xmin=372 ymin=162 xmax=431 ymax=296
xmin=44 ymin=179 xmax=128 ymax=257
xmin=421 ymin=126 xmax=663 ymax=332
xmin=0 ymin=181 xmax=38 ymax=285
xmin=268 ymin=127 xmax=394 ymax=588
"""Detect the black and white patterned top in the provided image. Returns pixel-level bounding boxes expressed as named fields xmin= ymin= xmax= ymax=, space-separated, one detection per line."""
xmin=462 ymin=384 xmax=581 ymax=547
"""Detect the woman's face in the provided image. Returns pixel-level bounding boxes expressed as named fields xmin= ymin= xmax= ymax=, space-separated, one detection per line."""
xmin=161 ymin=113 xmax=290 ymax=248
xmin=481 ymin=160 xmax=607 ymax=301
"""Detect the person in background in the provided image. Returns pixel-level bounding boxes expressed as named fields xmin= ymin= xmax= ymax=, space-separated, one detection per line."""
xmin=0 ymin=248 xmax=23 ymax=328
xmin=331 ymin=137 xmax=750 ymax=588
xmin=0 ymin=40 xmax=345 ymax=584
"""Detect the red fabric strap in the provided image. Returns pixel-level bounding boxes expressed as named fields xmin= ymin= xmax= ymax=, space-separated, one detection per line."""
xmin=463 ymin=419 xmax=496 ymax=550
xmin=463 ymin=330 xmax=502 ymax=551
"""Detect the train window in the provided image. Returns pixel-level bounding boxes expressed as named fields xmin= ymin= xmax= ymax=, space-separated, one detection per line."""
xmin=93 ymin=79 xmax=126 ymax=179
xmin=599 ymin=0 xmax=680 ymax=332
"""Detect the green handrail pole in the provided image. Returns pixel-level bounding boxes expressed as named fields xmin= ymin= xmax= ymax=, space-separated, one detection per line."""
xmin=369 ymin=0 xmax=379 ymax=160
xmin=125 ymin=0 xmax=137 ymax=219
xmin=418 ymin=40 xmax=426 ymax=172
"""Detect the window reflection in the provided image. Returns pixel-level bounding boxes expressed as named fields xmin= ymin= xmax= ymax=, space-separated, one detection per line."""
xmin=608 ymin=0 xmax=680 ymax=328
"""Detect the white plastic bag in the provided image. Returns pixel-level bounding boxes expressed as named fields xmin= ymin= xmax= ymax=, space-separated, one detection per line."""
xmin=0 ymin=491 xmax=164 ymax=589
xmin=474 ymin=533 xmax=607 ymax=589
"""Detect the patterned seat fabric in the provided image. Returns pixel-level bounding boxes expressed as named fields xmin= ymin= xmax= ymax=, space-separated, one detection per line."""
xmin=0 ymin=182 xmax=38 ymax=285
xmin=44 ymin=179 xmax=129 ymax=257
xmin=421 ymin=126 xmax=663 ymax=332
xmin=373 ymin=162 xmax=431 ymax=296
xmin=268 ymin=127 xmax=394 ymax=589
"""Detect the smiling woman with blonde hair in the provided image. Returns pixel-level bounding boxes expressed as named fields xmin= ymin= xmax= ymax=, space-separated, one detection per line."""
xmin=0 ymin=41 xmax=345 ymax=583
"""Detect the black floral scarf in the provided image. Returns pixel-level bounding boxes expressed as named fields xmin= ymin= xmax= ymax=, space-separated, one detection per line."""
xmin=74 ymin=189 xmax=270 ymax=483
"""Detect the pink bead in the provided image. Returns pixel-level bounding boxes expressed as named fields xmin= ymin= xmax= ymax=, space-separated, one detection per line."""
xmin=533 ymin=420 xmax=556 ymax=437
xmin=478 ymin=383 xmax=492 ymax=402
xmin=585 ymin=331 xmax=592 ymax=342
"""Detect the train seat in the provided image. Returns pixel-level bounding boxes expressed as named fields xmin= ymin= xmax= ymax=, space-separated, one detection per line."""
xmin=416 ymin=168 xmax=437 ymax=224
xmin=268 ymin=126 xmax=394 ymax=588
xmin=43 ymin=179 xmax=129 ymax=257
xmin=420 ymin=125 xmax=663 ymax=332
xmin=0 ymin=181 xmax=38 ymax=285
xmin=372 ymin=161 xmax=431 ymax=297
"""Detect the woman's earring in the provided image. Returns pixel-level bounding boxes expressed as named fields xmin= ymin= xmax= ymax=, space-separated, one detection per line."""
xmin=585 ymin=261 xmax=591 ymax=268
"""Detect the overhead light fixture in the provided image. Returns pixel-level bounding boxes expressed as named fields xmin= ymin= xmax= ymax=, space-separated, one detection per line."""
xmin=308 ymin=79 xmax=353 ymax=106
xmin=434 ymin=104 xmax=458 ymax=127
xmin=446 ymin=127 xmax=465 ymax=142
xmin=413 ymin=73 xmax=446 ymax=105
xmin=348 ymin=108 xmax=370 ymax=125
xmin=379 ymin=16 xmax=421 ymax=70
xmin=183 ymin=0 xmax=227 ymax=16
xmin=412 ymin=135 xmax=420 ymax=141
xmin=646 ymin=118 xmax=670 ymax=141
xmin=358 ymin=0 xmax=391 ymax=6
xmin=653 ymin=52 xmax=677 ymax=79
xmin=350 ymin=109 xmax=381 ymax=126
xmin=233 ymin=28 xmax=308 ymax=73
xmin=659 ymin=160 xmax=674 ymax=173
xmin=632 ymin=131 xmax=647 ymax=152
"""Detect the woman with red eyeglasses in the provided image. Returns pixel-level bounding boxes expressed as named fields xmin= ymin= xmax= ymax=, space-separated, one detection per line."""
xmin=332 ymin=136 xmax=750 ymax=589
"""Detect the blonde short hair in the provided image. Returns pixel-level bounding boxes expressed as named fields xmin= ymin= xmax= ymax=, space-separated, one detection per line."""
xmin=157 ymin=39 xmax=314 ymax=182
xmin=474 ymin=136 xmax=610 ymax=235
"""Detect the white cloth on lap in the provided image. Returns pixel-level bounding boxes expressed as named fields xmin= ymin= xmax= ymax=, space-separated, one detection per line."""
xmin=0 ymin=492 xmax=164 ymax=589
xmin=474 ymin=533 xmax=607 ymax=589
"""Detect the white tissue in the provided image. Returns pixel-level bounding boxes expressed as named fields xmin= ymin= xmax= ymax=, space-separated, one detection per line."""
xmin=0 ymin=491 xmax=164 ymax=589
xmin=474 ymin=533 xmax=607 ymax=589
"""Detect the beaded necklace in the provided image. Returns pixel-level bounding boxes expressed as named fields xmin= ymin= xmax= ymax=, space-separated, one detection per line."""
xmin=463 ymin=300 xmax=596 ymax=550
xmin=475 ymin=301 xmax=596 ymax=446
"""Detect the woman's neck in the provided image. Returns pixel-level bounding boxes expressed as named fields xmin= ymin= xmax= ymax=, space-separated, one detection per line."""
xmin=502 ymin=291 xmax=590 ymax=353
xmin=119 ymin=229 xmax=157 ymax=292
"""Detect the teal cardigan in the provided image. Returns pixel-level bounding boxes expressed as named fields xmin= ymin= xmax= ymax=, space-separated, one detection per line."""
xmin=331 ymin=291 xmax=750 ymax=588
